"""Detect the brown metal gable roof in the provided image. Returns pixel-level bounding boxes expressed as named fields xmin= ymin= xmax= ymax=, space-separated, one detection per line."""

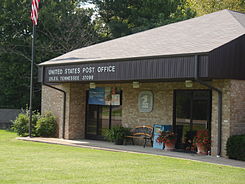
xmin=39 ymin=9 xmax=245 ymax=66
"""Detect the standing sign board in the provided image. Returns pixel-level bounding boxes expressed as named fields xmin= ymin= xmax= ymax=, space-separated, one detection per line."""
xmin=153 ymin=124 xmax=172 ymax=149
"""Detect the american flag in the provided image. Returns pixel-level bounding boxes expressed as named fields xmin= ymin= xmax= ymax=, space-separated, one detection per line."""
xmin=31 ymin=0 xmax=40 ymax=25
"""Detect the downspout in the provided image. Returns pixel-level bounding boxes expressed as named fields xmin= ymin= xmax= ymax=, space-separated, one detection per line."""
xmin=42 ymin=83 xmax=66 ymax=139
xmin=194 ymin=55 xmax=222 ymax=157
xmin=41 ymin=67 xmax=66 ymax=139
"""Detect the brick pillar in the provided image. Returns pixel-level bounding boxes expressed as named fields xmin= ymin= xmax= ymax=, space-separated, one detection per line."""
xmin=66 ymin=83 xmax=87 ymax=139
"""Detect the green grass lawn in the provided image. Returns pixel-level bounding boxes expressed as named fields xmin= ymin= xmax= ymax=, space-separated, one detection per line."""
xmin=0 ymin=130 xmax=244 ymax=184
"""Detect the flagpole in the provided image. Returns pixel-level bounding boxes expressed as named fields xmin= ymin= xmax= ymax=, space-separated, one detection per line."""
xmin=29 ymin=24 xmax=36 ymax=137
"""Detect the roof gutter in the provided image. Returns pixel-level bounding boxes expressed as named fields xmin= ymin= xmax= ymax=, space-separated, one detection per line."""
xmin=194 ymin=55 xmax=222 ymax=157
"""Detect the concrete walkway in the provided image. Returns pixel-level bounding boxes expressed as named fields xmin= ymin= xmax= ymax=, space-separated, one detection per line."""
xmin=17 ymin=137 xmax=245 ymax=169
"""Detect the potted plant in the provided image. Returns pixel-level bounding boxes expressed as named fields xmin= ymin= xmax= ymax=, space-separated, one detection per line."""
xmin=104 ymin=126 xmax=130 ymax=145
xmin=193 ymin=129 xmax=211 ymax=155
xmin=157 ymin=131 xmax=177 ymax=150
xmin=184 ymin=131 xmax=197 ymax=152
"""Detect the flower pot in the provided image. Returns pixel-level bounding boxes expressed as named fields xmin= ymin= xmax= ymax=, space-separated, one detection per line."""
xmin=164 ymin=141 xmax=176 ymax=151
xmin=196 ymin=143 xmax=208 ymax=155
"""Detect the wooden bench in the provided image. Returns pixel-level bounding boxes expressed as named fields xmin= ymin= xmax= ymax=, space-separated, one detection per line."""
xmin=124 ymin=125 xmax=153 ymax=148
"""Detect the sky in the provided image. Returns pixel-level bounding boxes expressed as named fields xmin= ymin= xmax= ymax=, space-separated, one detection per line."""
xmin=80 ymin=2 xmax=95 ymax=9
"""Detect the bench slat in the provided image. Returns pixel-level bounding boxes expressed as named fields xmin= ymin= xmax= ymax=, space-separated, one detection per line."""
xmin=124 ymin=125 xmax=153 ymax=147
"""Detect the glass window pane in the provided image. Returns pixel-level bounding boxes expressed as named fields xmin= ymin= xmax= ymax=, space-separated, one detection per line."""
xmin=98 ymin=106 xmax=110 ymax=136
xmin=86 ymin=105 xmax=98 ymax=135
xmin=192 ymin=100 xmax=208 ymax=130
xmin=111 ymin=106 xmax=122 ymax=127
xmin=175 ymin=91 xmax=192 ymax=147
xmin=193 ymin=91 xmax=210 ymax=99
xmin=176 ymin=91 xmax=191 ymax=120
xmin=175 ymin=90 xmax=211 ymax=150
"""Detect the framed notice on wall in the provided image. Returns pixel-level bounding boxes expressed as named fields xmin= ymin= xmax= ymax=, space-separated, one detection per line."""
xmin=111 ymin=94 xmax=120 ymax=106
xmin=138 ymin=91 xmax=153 ymax=112
xmin=88 ymin=87 xmax=105 ymax=105
xmin=88 ymin=87 xmax=121 ymax=106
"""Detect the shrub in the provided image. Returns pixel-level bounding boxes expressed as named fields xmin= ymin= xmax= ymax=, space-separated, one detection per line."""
xmin=12 ymin=110 xmax=40 ymax=136
xmin=103 ymin=126 xmax=130 ymax=144
xmin=12 ymin=113 xmax=29 ymax=136
xmin=11 ymin=108 xmax=57 ymax=137
xmin=35 ymin=112 xmax=56 ymax=137
xmin=226 ymin=134 xmax=245 ymax=161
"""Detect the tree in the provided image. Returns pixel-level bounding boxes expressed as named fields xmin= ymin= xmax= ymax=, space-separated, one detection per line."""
xmin=0 ymin=0 xmax=98 ymax=109
xmin=88 ymin=0 xmax=195 ymax=39
xmin=187 ymin=0 xmax=245 ymax=16
xmin=0 ymin=0 xmax=35 ymax=109
xmin=37 ymin=0 xmax=99 ymax=59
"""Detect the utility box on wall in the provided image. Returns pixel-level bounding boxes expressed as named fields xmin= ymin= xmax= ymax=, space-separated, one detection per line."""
xmin=153 ymin=124 xmax=172 ymax=149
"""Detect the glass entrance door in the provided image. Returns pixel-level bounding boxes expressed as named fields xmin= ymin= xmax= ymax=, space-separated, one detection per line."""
xmin=174 ymin=90 xmax=211 ymax=150
xmin=86 ymin=105 xmax=122 ymax=139
xmin=86 ymin=105 xmax=111 ymax=139
xmin=86 ymin=88 xmax=122 ymax=139
xmin=86 ymin=104 xmax=99 ymax=136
